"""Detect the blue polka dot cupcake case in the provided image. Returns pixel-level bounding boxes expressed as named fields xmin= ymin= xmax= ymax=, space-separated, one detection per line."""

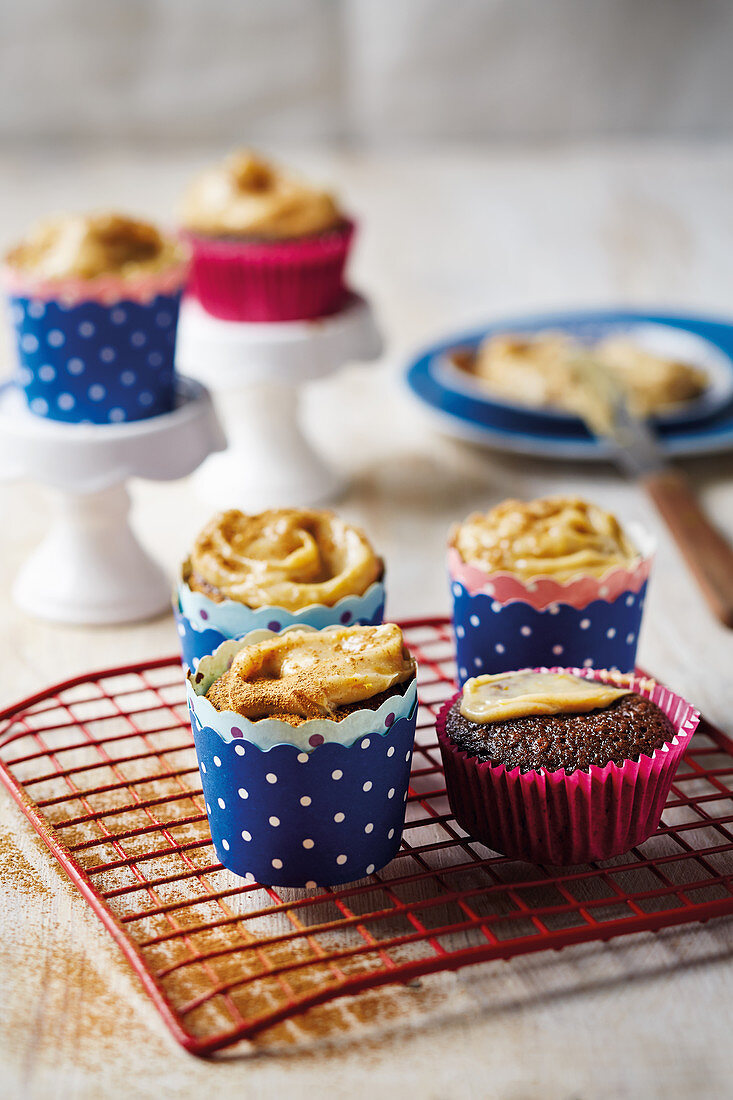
xmin=7 ymin=291 xmax=183 ymax=424
xmin=190 ymin=717 xmax=416 ymax=888
xmin=451 ymin=583 xmax=650 ymax=685
xmin=174 ymin=601 xmax=229 ymax=674
xmin=448 ymin=500 xmax=655 ymax=684
xmin=186 ymin=627 xmax=418 ymax=887
xmin=3 ymin=213 xmax=188 ymax=424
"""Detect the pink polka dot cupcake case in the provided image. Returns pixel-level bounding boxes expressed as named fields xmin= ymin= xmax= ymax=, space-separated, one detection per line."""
xmin=186 ymin=628 xmax=418 ymax=887
xmin=448 ymin=498 xmax=655 ymax=684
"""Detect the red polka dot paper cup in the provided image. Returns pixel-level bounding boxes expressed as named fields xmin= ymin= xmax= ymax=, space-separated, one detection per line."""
xmin=186 ymin=626 xmax=418 ymax=887
xmin=182 ymin=220 xmax=355 ymax=322
xmin=448 ymin=524 xmax=655 ymax=685
xmin=436 ymin=668 xmax=699 ymax=865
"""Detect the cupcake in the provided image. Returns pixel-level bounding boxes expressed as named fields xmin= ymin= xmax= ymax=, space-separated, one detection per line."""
xmin=175 ymin=508 xmax=386 ymax=669
xmin=186 ymin=623 xmax=418 ymax=886
xmin=180 ymin=149 xmax=354 ymax=322
xmin=448 ymin=496 xmax=653 ymax=683
xmin=436 ymin=668 xmax=699 ymax=864
xmin=3 ymin=212 xmax=188 ymax=423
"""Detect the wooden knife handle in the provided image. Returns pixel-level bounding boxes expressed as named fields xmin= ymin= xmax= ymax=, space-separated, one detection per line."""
xmin=642 ymin=469 xmax=733 ymax=628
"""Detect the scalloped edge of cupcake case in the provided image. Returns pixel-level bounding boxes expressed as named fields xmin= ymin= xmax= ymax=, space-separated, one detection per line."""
xmin=2 ymin=261 xmax=189 ymax=306
xmin=185 ymin=623 xmax=418 ymax=751
xmin=447 ymin=523 xmax=655 ymax=611
xmin=187 ymin=677 xmax=418 ymax=752
xmin=176 ymin=577 xmax=386 ymax=637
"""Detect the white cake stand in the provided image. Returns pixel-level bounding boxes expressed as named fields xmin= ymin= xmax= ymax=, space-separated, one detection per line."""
xmin=0 ymin=378 xmax=226 ymax=625
xmin=176 ymin=293 xmax=383 ymax=511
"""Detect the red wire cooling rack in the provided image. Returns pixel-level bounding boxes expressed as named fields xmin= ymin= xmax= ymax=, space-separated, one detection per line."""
xmin=1 ymin=617 xmax=732 ymax=1057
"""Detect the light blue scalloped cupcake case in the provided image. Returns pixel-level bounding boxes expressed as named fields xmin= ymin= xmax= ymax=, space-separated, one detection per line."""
xmin=177 ymin=575 xmax=386 ymax=639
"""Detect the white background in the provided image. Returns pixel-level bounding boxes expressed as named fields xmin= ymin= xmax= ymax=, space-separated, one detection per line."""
xmin=3 ymin=0 xmax=733 ymax=149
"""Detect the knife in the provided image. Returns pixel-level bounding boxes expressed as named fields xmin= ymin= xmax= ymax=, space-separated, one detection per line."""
xmin=583 ymin=361 xmax=733 ymax=628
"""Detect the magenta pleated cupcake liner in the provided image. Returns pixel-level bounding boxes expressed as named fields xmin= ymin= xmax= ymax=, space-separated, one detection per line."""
xmin=435 ymin=668 xmax=700 ymax=865
xmin=182 ymin=220 xmax=355 ymax=322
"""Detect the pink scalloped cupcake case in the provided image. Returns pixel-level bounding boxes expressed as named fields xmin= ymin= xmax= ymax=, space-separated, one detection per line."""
xmin=436 ymin=668 xmax=700 ymax=865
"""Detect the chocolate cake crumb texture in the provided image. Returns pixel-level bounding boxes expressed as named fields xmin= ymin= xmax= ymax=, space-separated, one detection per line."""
xmin=445 ymin=692 xmax=675 ymax=773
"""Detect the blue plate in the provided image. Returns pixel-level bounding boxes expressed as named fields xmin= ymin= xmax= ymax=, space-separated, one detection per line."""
xmin=406 ymin=309 xmax=733 ymax=460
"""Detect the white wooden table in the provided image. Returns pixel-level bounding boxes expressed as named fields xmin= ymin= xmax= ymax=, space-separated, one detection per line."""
xmin=1 ymin=145 xmax=732 ymax=1098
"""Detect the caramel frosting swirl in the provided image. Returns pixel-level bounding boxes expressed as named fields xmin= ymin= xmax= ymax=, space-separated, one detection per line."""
xmin=5 ymin=212 xmax=185 ymax=281
xmin=180 ymin=149 xmax=342 ymax=238
xmin=460 ymin=671 xmax=630 ymax=724
xmin=206 ymin=624 xmax=415 ymax=720
xmin=187 ymin=508 xmax=382 ymax=610
xmin=452 ymin=496 xmax=638 ymax=583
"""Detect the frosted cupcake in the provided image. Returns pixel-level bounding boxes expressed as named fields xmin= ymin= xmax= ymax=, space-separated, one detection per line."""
xmin=448 ymin=496 xmax=653 ymax=683
xmin=187 ymin=623 xmax=418 ymax=886
xmin=436 ymin=668 xmax=699 ymax=864
xmin=3 ymin=212 xmax=188 ymax=423
xmin=175 ymin=508 xmax=386 ymax=668
xmin=180 ymin=149 xmax=354 ymax=322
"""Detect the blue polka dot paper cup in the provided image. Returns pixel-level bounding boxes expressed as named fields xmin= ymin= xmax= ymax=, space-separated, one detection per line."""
xmin=448 ymin=525 xmax=654 ymax=685
xmin=175 ymin=563 xmax=386 ymax=671
xmin=3 ymin=262 xmax=188 ymax=424
xmin=186 ymin=627 xmax=418 ymax=887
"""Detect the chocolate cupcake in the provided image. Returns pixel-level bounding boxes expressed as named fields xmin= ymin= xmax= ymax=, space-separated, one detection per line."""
xmin=436 ymin=668 xmax=699 ymax=864
xmin=180 ymin=149 xmax=354 ymax=322
xmin=175 ymin=507 xmax=386 ymax=669
xmin=186 ymin=623 xmax=418 ymax=886
xmin=444 ymin=690 xmax=675 ymax=774
xmin=448 ymin=496 xmax=654 ymax=682
xmin=4 ymin=212 xmax=188 ymax=423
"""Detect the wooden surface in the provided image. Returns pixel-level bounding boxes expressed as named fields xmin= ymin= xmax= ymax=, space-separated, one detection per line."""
xmin=1 ymin=144 xmax=733 ymax=1098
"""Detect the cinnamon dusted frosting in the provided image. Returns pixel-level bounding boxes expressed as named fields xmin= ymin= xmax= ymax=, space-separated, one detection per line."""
xmin=5 ymin=212 xmax=186 ymax=281
xmin=180 ymin=149 xmax=342 ymax=239
xmin=206 ymin=624 xmax=416 ymax=722
xmin=452 ymin=496 xmax=638 ymax=583
xmin=460 ymin=671 xmax=630 ymax=724
xmin=186 ymin=508 xmax=382 ymax=610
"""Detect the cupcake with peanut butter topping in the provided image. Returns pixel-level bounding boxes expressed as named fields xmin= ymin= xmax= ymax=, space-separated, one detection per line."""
xmin=436 ymin=667 xmax=698 ymax=864
xmin=448 ymin=496 xmax=653 ymax=681
xmin=187 ymin=624 xmax=418 ymax=885
xmin=180 ymin=149 xmax=354 ymax=321
xmin=3 ymin=212 xmax=188 ymax=423
xmin=176 ymin=508 xmax=386 ymax=669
